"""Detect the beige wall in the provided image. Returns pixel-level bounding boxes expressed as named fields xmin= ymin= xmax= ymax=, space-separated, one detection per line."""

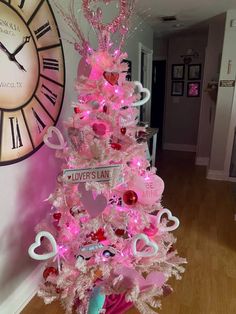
xmin=164 ymin=33 xmax=208 ymax=149
xmin=153 ymin=38 xmax=168 ymax=60
xmin=209 ymin=10 xmax=236 ymax=173
xmin=0 ymin=1 xmax=153 ymax=311
xmin=196 ymin=14 xmax=226 ymax=161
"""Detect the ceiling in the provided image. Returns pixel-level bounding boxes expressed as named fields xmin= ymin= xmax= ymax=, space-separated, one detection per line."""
xmin=136 ymin=0 xmax=236 ymax=37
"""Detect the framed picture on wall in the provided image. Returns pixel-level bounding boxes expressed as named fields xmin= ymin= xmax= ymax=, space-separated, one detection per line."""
xmin=171 ymin=81 xmax=184 ymax=96
xmin=122 ymin=59 xmax=132 ymax=81
xmin=172 ymin=64 xmax=185 ymax=80
xmin=188 ymin=64 xmax=201 ymax=80
xmin=187 ymin=82 xmax=200 ymax=97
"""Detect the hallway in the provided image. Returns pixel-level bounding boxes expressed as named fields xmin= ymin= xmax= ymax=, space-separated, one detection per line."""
xmin=22 ymin=151 xmax=236 ymax=314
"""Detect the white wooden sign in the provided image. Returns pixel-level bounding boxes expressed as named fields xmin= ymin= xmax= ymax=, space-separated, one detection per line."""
xmin=63 ymin=165 xmax=123 ymax=185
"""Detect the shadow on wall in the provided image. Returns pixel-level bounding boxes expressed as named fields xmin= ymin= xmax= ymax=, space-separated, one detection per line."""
xmin=0 ymin=142 xmax=62 ymax=302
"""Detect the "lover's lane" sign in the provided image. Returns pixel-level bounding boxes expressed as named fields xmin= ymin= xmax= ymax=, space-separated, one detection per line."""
xmin=63 ymin=165 xmax=123 ymax=186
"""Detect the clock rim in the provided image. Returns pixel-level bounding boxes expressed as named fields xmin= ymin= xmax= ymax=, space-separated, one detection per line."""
xmin=0 ymin=0 xmax=41 ymax=112
xmin=0 ymin=0 xmax=66 ymax=166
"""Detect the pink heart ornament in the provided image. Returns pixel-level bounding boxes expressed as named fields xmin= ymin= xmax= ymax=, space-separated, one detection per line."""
xmin=79 ymin=184 xmax=107 ymax=218
xmin=156 ymin=208 xmax=180 ymax=232
xmin=132 ymin=233 xmax=158 ymax=258
xmin=43 ymin=126 xmax=65 ymax=150
xmin=28 ymin=231 xmax=58 ymax=261
xmin=116 ymin=267 xmax=166 ymax=291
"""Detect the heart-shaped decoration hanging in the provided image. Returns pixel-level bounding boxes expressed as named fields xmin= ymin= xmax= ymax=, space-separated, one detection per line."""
xmin=43 ymin=126 xmax=65 ymax=150
xmin=156 ymin=208 xmax=180 ymax=232
xmin=82 ymin=0 xmax=134 ymax=33
xmin=103 ymin=72 xmax=119 ymax=86
xmin=79 ymin=183 xmax=107 ymax=218
xmin=132 ymin=81 xmax=151 ymax=107
xmin=132 ymin=233 xmax=159 ymax=258
xmin=28 ymin=231 xmax=58 ymax=261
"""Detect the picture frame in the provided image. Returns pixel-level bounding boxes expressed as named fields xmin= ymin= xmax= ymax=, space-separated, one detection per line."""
xmin=122 ymin=59 xmax=132 ymax=81
xmin=187 ymin=82 xmax=200 ymax=97
xmin=188 ymin=64 xmax=201 ymax=80
xmin=172 ymin=64 xmax=185 ymax=80
xmin=171 ymin=81 xmax=184 ymax=96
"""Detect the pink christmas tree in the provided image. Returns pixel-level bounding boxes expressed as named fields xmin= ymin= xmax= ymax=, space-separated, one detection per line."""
xmin=28 ymin=1 xmax=186 ymax=313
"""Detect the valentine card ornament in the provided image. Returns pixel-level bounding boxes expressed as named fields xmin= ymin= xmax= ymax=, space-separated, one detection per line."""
xmin=28 ymin=231 xmax=58 ymax=261
xmin=43 ymin=126 xmax=65 ymax=150
xmin=132 ymin=81 xmax=151 ymax=107
xmin=157 ymin=208 xmax=180 ymax=232
xmin=132 ymin=233 xmax=159 ymax=258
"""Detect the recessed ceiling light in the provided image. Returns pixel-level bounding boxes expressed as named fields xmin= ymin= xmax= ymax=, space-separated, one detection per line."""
xmin=173 ymin=23 xmax=184 ymax=28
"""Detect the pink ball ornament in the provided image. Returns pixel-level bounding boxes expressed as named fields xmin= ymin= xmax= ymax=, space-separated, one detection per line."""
xmin=130 ymin=175 xmax=164 ymax=205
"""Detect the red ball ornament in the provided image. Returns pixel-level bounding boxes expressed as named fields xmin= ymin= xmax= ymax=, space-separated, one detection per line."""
xmin=74 ymin=107 xmax=80 ymax=114
xmin=53 ymin=212 xmax=61 ymax=220
xmin=115 ymin=229 xmax=125 ymax=236
xmin=103 ymin=105 xmax=108 ymax=113
xmin=123 ymin=190 xmax=138 ymax=206
xmin=120 ymin=127 xmax=126 ymax=135
xmin=111 ymin=143 xmax=121 ymax=150
xmin=43 ymin=267 xmax=58 ymax=280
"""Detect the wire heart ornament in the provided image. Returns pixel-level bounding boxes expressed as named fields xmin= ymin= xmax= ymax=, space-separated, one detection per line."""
xmin=156 ymin=208 xmax=180 ymax=232
xmin=28 ymin=231 xmax=58 ymax=261
xmin=132 ymin=233 xmax=159 ymax=258
xmin=132 ymin=81 xmax=151 ymax=107
xmin=43 ymin=126 xmax=65 ymax=150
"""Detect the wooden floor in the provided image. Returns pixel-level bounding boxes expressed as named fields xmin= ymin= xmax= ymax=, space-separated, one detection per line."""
xmin=22 ymin=151 xmax=236 ymax=314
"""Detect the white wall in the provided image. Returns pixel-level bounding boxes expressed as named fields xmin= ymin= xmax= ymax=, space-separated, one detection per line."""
xmin=196 ymin=14 xmax=225 ymax=164
xmin=208 ymin=10 xmax=236 ymax=178
xmin=0 ymin=1 xmax=153 ymax=311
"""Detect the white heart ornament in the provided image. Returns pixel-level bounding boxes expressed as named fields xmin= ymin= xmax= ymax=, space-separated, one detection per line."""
xmin=156 ymin=209 xmax=180 ymax=232
xmin=28 ymin=231 xmax=58 ymax=261
xmin=132 ymin=233 xmax=159 ymax=258
xmin=44 ymin=126 xmax=65 ymax=150
xmin=132 ymin=81 xmax=151 ymax=107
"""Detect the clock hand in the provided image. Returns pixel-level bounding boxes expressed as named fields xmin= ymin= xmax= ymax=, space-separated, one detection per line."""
xmin=12 ymin=36 xmax=30 ymax=57
xmin=0 ymin=41 xmax=26 ymax=72
xmin=0 ymin=42 xmax=11 ymax=58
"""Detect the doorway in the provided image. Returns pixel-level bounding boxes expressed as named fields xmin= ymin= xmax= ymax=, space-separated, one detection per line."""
xmin=151 ymin=60 xmax=166 ymax=148
xmin=138 ymin=43 xmax=153 ymax=124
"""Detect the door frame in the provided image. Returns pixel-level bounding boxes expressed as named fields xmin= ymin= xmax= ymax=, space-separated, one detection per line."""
xmin=224 ymin=82 xmax=236 ymax=181
xmin=138 ymin=42 xmax=153 ymax=123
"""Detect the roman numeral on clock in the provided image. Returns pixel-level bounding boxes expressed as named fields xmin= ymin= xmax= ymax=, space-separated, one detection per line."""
xmin=34 ymin=21 xmax=51 ymax=40
xmin=43 ymin=58 xmax=59 ymax=71
xmin=41 ymin=84 xmax=57 ymax=105
xmin=18 ymin=0 xmax=26 ymax=9
xmin=9 ymin=117 xmax=23 ymax=149
xmin=31 ymin=108 xmax=46 ymax=133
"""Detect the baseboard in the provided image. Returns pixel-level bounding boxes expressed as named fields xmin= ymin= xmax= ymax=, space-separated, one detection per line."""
xmin=0 ymin=264 xmax=44 ymax=314
xmin=163 ymin=143 xmax=196 ymax=152
xmin=195 ymin=157 xmax=209 ymax=166
xmin=207 ymin=169 xmax=227 ymax=181
xmin=227 ymin=176 xmax=236 ymax=182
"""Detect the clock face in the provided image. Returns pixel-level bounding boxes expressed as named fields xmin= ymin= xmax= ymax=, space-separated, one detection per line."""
xmin=0 ymin=0 xmax=65 ymax=165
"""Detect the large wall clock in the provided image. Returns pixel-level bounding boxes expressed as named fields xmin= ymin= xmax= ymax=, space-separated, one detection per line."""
xmin=0 ymin=0 xmax=65 ymax=166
